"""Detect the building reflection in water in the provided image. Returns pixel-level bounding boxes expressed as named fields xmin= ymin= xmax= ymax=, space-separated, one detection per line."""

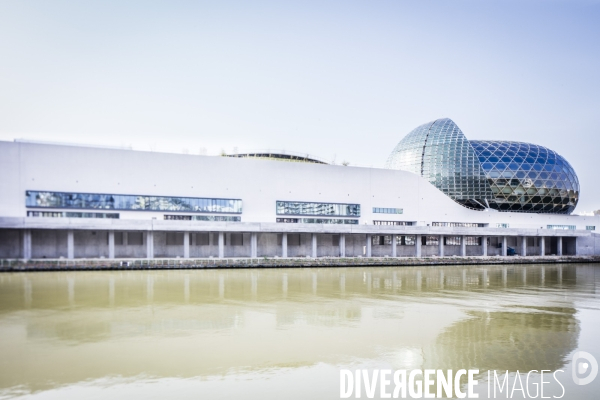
xmin=0 ymin=264 xmax=595 ymax=395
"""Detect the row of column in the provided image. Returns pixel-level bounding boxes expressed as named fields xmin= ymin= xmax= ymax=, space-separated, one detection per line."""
xmin=20 ymin=230 xmax=563 ymax=259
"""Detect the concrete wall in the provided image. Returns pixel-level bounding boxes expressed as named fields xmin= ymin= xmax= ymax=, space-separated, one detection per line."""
xmin=0 ymin=229 xmax=21 ymax=258
xmin=114 ymin=232 xmax=146 ymax=258
xmin=31 ymin=229 xmax=68 ymax=259
xmin=73 ymin=230 xmax=108 ymax=258
xmin=281 ymin=233 xmax=308 ymax=257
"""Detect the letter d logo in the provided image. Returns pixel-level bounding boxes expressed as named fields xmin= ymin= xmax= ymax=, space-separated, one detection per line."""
xmin=572 ymin=351 xmax=598 ymax=385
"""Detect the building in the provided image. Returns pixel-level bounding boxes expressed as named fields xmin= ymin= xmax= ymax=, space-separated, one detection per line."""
xmin=0 ymin=121 xmax=599 ymax=260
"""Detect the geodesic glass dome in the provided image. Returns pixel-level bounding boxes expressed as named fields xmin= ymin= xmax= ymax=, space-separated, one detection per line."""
xmin=385 ymin=118 xmax=579 ymax=214
xmin=470 ymin=141 xmax=579 ymax=214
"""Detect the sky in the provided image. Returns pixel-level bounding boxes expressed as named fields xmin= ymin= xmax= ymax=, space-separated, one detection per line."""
xmin=1 ymin=0 xmax=599 ymax=211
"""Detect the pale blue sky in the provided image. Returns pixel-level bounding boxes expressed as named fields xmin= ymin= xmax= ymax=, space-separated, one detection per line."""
xmin=1 ymin=0 xmax=599 ymax=211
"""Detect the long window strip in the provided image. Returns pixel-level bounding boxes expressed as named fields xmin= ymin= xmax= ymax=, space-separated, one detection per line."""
xmin=547 ymin=225 xmax=576 ymax=230
xmin=26 ymin=191 xmax=242 ymax=214
xmin=432 ymin=222 xmax=485 ymax=228
xmin=369 ymin=235 xmax=418 ymax=245
xmin=276 ymin=218 xmax=358 ymax=224
xmin=373 ymin=207 xmax=403 ymax=214
xmin=164 ymin=215 xmax=241 ymax=222
xmin=276 ymin=201 xmax=360 ymax=217
xmin=27 ymin=211 xmax=120 ymax=219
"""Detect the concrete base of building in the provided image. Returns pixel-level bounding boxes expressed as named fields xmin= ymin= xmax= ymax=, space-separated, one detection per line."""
xmin=2 ymin=254 xmax=600 ymax=272
xmin=1 ymin=227 xmax=597 ymax=261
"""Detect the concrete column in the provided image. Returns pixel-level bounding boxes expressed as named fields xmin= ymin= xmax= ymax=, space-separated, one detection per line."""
xmin=482 ymin=236 xmax=488 ymax=257
xmin=502 ymin=236 xmax=507 ymax=257
xmin=339 ymin=234 xmax=346 ymax=257
xmin=392 ymin=235 xmax=397 ymax=257
xmin=282 ymin=233 xmax=288 ymax=258
xmin=311 ymin=233 xmax=317 ymax=258
xmin=67 ymin=230 xmax=74 ymax=259
xmin=366 ymin=235 xmax=372 ymax=257
xmin=218 ymin=232 xmax=224 ymax=258
xmin=146 ymin=231 xmax=154 ymax=259
xmin=540 ymin=236 xmax=545 ymax=256
xmin=439 ymin=235 xmax=444 ymax=257
xmin=461 ymin=236 xmax=466 ymax=257
xmin=521 ymin=236 xmax=527 ymax=257
xmin=557 ymin=236 xmax=563 ymax=256
xmin=22 ymin=229 xmax=32 ymax=260
xmin=415 ymin=235 xmax=422 ymax=257
xmin=183 ymin=232 xmax=190 ymax=258
xmin=108 ymin=230 xmax=115 ymax=259
xmin=251 ymin=233 xmax=258 ymax=258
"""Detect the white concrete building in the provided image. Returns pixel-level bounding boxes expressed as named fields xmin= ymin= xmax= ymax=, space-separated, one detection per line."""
xmin=0 ymin=139 xmax=599 ymax=260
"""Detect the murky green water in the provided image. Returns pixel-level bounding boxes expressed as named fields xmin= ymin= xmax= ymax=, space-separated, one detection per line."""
xmin=0 ymin=264 xmax=599 ymax=399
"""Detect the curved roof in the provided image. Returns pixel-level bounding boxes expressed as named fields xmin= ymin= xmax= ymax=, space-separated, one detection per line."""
xmin=226 ymin=152 xmax=328 ymax=164
xmin=386 ymin=118 xmax=579 ymax=214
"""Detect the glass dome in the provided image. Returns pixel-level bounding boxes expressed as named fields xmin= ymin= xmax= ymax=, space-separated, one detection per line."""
xmin=386 ymin=118 xmax=579 ymax=214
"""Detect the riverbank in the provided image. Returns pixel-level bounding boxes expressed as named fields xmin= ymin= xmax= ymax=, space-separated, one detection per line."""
xmin=1 ymin=255 xmax=600 ymax=271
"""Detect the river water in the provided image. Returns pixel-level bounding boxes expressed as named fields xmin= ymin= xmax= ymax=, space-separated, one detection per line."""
xmin=0 ymin=264 xmax=599 ymax=399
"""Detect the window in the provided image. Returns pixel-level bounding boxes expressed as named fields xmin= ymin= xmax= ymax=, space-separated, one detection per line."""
xmin=26 ymin=191 xmax=242 ymax=213
xmin=587 ymin=226 xmax=596 ymax=231
xmin=432 ymin=222 xmax=485 ymax=228
xmin=424 ymin=236 xmax=439 ymax=245
xmin=276 ymin=218 xmax=299 ymax=223
xmin=464 ymin=236 xmax=481 ymax=246
xmin=373 ymin=207 xmax=403 ymax=214
xmin=496 ymin=223 xmax=510 ymax=228
xmin=276 ymin=218 xmax=358 ymax=224
xmin=373 ymin=221 xmax=413 ymax=226
xmin=372 ymin=235 xmax=393 ymax=245
xmin=444 ymin=236 xmax=461 ymax=245
xmin=164 ymin=215 xmax=241 ymax=222
xmin=276 ymin=201 xmax=360 ymax=217
xmin=397 ymin=235 xmax=415 ymax=245
xmin=547 ymin=225 xmax=576 ymax=230
xmin=27 ymin=211 xmax=119 ymax=219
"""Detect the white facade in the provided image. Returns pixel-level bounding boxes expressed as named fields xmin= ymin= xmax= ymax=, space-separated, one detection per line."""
xmin=1 ymin=141 xmax=599 ymax=259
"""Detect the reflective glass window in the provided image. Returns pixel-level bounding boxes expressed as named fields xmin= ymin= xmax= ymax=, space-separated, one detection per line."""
xmin=25 ymin=191 xmax=242 ymax=214
xmin=276 ymin=201 xmax=360 ymax=217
